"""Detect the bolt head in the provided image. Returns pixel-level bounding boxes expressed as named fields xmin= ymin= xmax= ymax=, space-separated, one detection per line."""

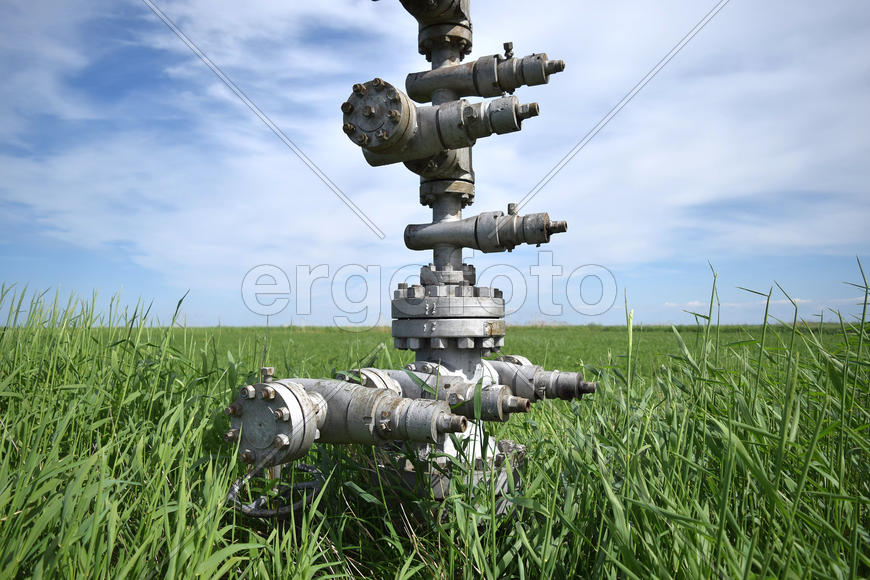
xmin=240 ymin=385 xmax=256 ymax=399
xmin=340 ymin=101 xmax=354 ymax=114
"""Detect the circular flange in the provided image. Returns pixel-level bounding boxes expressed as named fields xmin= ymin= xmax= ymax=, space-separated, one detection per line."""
xmin=392 ymin=295 xmax=504 ymax=319
xmin=392 ymin=317 xmax=506 ymax=339
xmin=342 ymin=79 xmax=414 ymax=152
xmin=228 ymin=381 xmax=320 ymax=467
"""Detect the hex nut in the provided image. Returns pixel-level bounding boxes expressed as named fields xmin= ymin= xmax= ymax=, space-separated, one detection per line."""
xmin=274 ymin=434 xmax=290 ymax=448
xmin=240 ymin=449 xmax=256 ymax=463
xmin=260 ymin=386 xmax=276 ymax=400
xmin=274 ymin=407 xmax=291 ymax=421
xmin=240 ymin=385 xmax=256 ymax=399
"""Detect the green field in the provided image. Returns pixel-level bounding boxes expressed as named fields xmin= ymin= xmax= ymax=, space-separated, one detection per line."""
xmin=0 ymin=285 xmax=868 ymax=578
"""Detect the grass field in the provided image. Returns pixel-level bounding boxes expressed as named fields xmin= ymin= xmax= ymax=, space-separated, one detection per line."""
xmin=0 ymin=281 xmax=868 ymax=579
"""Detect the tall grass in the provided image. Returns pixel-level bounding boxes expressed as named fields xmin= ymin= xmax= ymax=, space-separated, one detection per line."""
xmin=0 ymin=277 xmax=867 ymax=578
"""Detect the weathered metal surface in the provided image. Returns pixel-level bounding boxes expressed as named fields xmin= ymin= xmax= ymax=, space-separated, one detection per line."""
xmin=224 ymin=0 xmax=596 ymax=511
xmin=406 ymin=52 xmax=565 ymax=103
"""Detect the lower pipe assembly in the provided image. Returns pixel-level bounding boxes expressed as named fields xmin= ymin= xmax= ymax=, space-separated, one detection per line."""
xmin=223 ymin=0 xmax=596 ymax=516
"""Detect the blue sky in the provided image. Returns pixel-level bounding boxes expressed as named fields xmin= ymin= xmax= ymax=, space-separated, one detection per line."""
xmin=1 ymin=0 xmax=868 ymax=327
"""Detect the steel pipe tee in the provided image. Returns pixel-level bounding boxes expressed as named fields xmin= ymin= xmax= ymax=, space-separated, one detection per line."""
xmin=341 ymin=78 xmax=538 ymax=166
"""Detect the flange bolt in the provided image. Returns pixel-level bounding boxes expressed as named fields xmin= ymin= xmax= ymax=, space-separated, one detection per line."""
xmin=224 ymin=428 xmax=239 ymax=442
xmin=343 ymin=123 xmax=356 ymax=135
xmin=274 ymin=434 xmax=290 ymax=448
xmin=240 ymin=385 xmax=256 ymax=399
xmin=341 ymin=101 xmax=354 ymax=114
xmin=225 ymin=403 xmax=241 ymax=416
xmin=260 ymin=386 xmax=276 ymax=400
xmin=352 ymin=83 xmax=367 ymax=95
xmin=240 ymin=449 xmax=256 ymax=464
xmin=274 ymin=407 xmax=291 ymax=421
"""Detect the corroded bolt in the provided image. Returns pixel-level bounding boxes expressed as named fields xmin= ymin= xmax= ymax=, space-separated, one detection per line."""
xmin=225 ymin=403 xmax=241 ymax=416
xmin=387 ymin=109 xmax=400 ymax=122
xmin=503 ymin=395 xmax=531 ymax=414
xmin=341 ymin=101 xmax=354 ymax=114
xmin=260 ymin=386 xmax=276 ymax=400
xmin=352 ymin=83 xmax=366 ymax=95
xmin=375 ymin=129 xmax=389 ymax=140
xmin=274 ymin=434 xmax=290 ymax=448
xmin=437 ymin=413 xmax=468 ymax=434
xmin=343 ymin=122 xmax=356 ymax=135
xmin=362 ymin=105 xmax=376 ymax=117
xmin=517 ymin=102 xmax=540 ymax=121
xmin=355 ymin=133 xmax=369 ymax=146
xmin=379 ymin=419 xmax=392 ymax=432
xmin=224 ymin=428 xmax=239 ymax=442
xmin=274 ymin=407 xmax=291 ymax=421
xmin=240 ymin=449 xmax=256 ymax=463
xmin=260 ymin=366 xmax=275 ymax=382
xmin=546 ymin=220 xmax=568 ymax=234
xmin=545 ymin=59 xmax=566 ymax=74
xmin=387 ymin=89 xmax=398 ymax=101
xmin=240 ymin=385 xmax=256 ymax=399
xmin=372 ymin=77 xmax=385 ymax=90
xmin=422 ymin=363 xmax=433 ymax=374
